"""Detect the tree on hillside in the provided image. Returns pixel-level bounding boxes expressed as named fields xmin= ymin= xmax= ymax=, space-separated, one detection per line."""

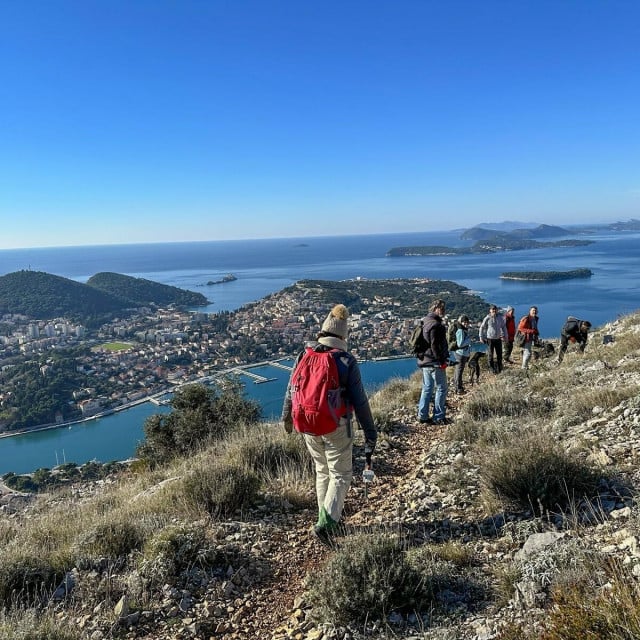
xmin=136 ymin=381 xmax=261 ymax=466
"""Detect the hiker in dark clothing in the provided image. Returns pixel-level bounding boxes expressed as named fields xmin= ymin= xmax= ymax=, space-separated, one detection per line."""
xmin=557 ymin=317 xmax=592 ymax=363
xmin=416 ymin=299 xmax=450 ymax=425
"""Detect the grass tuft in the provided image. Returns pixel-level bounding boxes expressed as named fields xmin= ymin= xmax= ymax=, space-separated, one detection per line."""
xmin=478 ymin=430 xmax=600 ymax=514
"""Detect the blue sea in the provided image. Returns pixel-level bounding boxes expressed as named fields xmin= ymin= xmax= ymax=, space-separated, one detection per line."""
xmin=2 ymin=228 xmax=638 ymax=335
xmin=1 ymin=228 xmax=639 ymax=474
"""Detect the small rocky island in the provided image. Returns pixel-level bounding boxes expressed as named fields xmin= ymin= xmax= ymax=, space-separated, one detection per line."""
xmin=206 ymin=274 xmax=237 ymax=286
xmin=500 ymin=268 xmax=593 ymax=281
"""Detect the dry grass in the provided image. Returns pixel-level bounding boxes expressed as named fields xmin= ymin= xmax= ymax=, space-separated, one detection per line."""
xmin=369 ymin=375 xmax=420 ymax=431
xmin=462 ymin=377 xmax=554 ymax=423
xmin=477 ymin=428 xmax=600 ymax=514
xmin=0 ymin=608 xmax=81 ymax=640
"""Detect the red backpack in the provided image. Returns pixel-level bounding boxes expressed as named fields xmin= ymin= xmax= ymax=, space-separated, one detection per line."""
xmin=291 ymin=347 xmax=350 ymax=435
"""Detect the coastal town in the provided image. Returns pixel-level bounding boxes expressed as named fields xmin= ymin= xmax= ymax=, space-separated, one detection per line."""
xmin=0 ymin=278 xmax=487 ymax=434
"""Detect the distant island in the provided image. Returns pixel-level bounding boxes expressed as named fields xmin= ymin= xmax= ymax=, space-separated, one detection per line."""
xmin=387 ymin=224 xmax=594 ymax=256
xmin=206 ymin=274 xmax=237 ymax=286
xmin=500 ymin=268 xmax=593 ymax=281
xmin=607 ymin=218 xmax=640 ymax=231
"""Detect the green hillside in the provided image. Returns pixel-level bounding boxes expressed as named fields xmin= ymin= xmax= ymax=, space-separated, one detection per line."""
xmin=0 ymin=270 xmax=128 ymax=320
xmin=86 ymin=272 xmax=208 ymax=307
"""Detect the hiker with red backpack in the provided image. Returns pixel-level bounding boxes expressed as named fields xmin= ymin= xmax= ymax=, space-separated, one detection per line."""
xmin=281 ymin=304 xmax=377 ymax=547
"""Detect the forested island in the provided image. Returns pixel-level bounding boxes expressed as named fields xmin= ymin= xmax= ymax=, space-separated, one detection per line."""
xmin=387 ymin=224 xmax=594 ymax=256
xmin=387 ymin=238 xmax=593 ymax=256
xmin=500 ymin=268 xmax=593 ymax=281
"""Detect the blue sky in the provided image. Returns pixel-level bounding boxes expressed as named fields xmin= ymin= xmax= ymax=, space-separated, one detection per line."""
xmin=1 ymin=1 xmax=639 ymax=249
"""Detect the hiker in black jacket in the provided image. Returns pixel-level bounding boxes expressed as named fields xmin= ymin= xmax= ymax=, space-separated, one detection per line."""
xmin=557 ymin=317 xmax=592 ymax=363
xmin=416 ymin=299 xmax=450 ymax=425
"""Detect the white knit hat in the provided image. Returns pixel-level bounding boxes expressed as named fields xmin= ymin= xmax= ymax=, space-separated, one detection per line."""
xmin=321 ymin=304 xmax=349 ymax=339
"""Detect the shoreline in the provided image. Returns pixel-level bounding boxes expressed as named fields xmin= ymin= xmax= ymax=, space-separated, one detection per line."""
xmin=0 ymin=355 xmax=416 ymax=441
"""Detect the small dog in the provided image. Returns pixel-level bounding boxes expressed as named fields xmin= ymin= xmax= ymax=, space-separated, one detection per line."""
xmin=468 ymin=351 xmax=486 ymax=385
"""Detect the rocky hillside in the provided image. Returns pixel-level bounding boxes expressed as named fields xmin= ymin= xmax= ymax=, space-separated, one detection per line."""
xmin=2 ymin=312 xmax=640 ymax=639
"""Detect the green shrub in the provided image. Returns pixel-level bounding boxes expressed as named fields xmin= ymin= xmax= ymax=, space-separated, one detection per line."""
xmin=74 ymin=520 xmax=146 ymax=564
xmin=139 ymin=522 xmax=217 ymax=584
xmin=136 ymin=381 xmax=261 ymax=466
xmin=0 ymin=554 xmax=63 ymax=608
xmin=306 ymin=534 xmax=430 ymax=625
xmin=180 ymin=462 xmax=260 ymax=518
xmin=479 ymin=431 xmax=600 ymax=514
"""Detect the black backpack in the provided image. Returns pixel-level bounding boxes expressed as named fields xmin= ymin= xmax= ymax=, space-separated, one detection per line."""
xmin=409 ymin=321 xmax=430 ymax=356
xmin=447 ymin=320 xmax=460 ymax=351
xmin=563 ymin=316 xmax=580 ymax=335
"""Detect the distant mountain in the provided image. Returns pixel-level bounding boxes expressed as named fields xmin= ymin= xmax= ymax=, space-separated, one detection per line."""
xmin=0 ymin=270 xmax=128 ymax=320
xmin=473 ymin=220 xmax=541 ymax=231
xmin=460 ymin=224 xmax=569 ymax=241
xmin=607 ymin=218 xmax=640 ymax=231
xmin=87 ymin=272 xmax=208 ymax=308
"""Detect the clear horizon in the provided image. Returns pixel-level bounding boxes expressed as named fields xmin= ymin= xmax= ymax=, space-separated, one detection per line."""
xmin=1 ymin=1 xmax=639 ymax=250
xmin=0 ymin=218 xmax=634 ymax=253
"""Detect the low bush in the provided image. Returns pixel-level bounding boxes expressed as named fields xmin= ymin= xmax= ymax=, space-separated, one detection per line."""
xmin=0 ymin=554 xmax=63 ymax=608
xmin=227 ymin=427 xmax=312 ymax=477
xmin=479 ymin=430 xmax=600 ymax=514
xmin=306 ymin=534 xmax=428 ymax=625
xmin=73 ymin=520 xmax=146 ymax=566
xmin=138 ymin=522 xmax=218 ymax=584
xmin=369 ymin=377 xmax=418 ymax=432
xmin=180 ymin=462 xmax=260 ymax=518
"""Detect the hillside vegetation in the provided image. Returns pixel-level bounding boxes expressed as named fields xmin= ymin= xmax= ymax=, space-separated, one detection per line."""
xmin=0 ymin=270 xmax=208 ymax=323
xmin=86 ymin=272 xmax=208 ymax=308
xmin=0 ymin=270 xmax=127 ymax=321
xmin=2 ymin=312 xmax=640 ymax=639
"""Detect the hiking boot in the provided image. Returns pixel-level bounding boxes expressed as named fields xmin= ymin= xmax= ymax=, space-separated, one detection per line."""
xmin=433 ymin=417 xmax=451 ymax=425
xmin=418 ymin=417 xmax=432 ymax=424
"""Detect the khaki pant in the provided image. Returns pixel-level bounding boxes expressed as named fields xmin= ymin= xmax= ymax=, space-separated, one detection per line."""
xmin=304 ymin=421 xmax=353 ymax=524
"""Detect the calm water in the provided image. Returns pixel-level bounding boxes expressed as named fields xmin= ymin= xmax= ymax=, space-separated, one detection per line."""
xmin=0 ymin=358 xmax=417 ymax=475
xmin=1 ymin=228 xmax=638 ymax=473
